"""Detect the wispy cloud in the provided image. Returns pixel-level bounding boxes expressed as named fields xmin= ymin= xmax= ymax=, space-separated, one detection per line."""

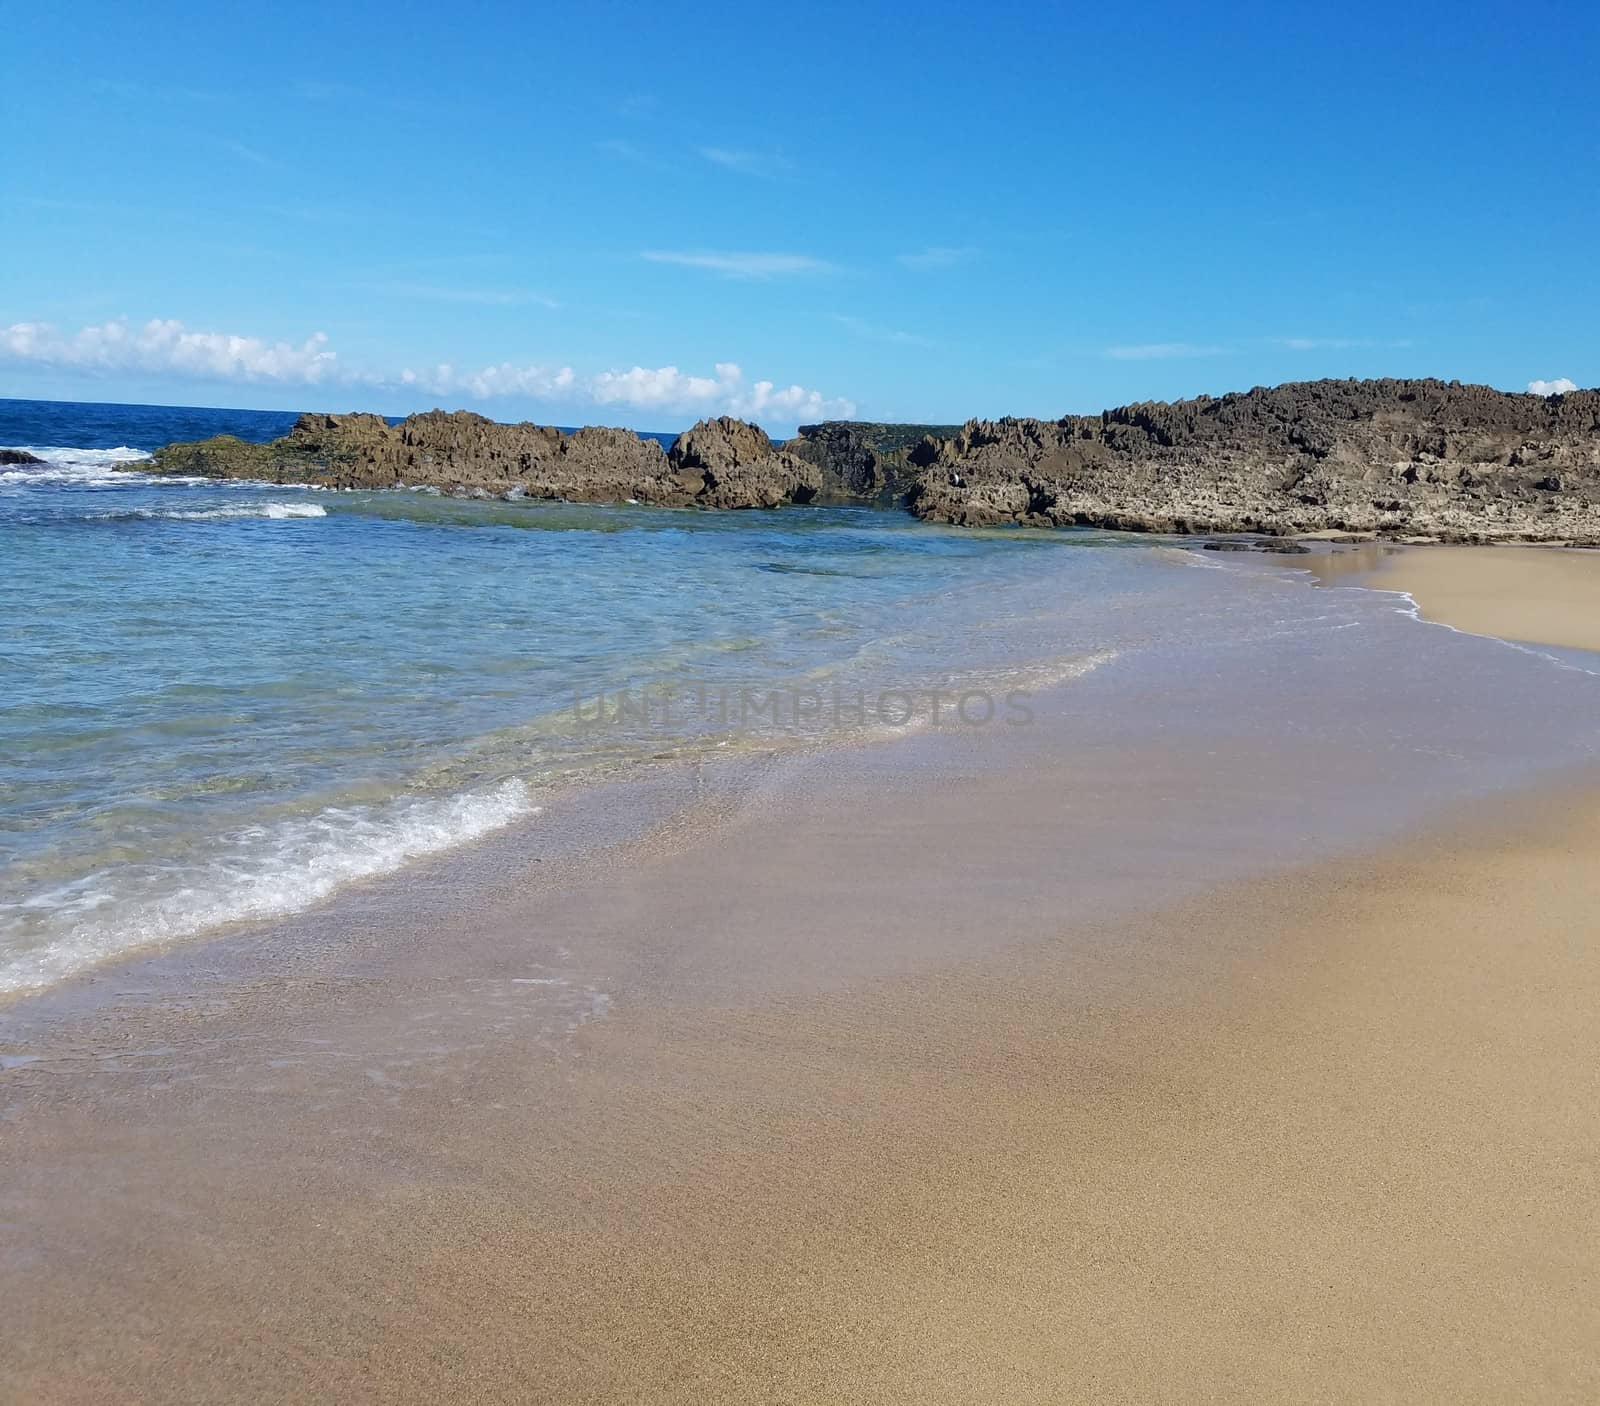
xmin=216 ymin=138 xmax=281 ymax=170
xmin=696 ymin=146 xmax=790 ymax=178
xmin=830 ymin=314 xmax=937 ymax=348
xmin=1272 ymin=335 xmax=1414 ymax=351
xmin=1 ymin=317 xmax=856 ymax=424
xmin=897 ymin=246 xmax=978 ymax=271
xmin=641 ymin=250 xmax=837 ymax=279
xmin=597 ymin=137 xmax=674 ymax=171
xmin=1104 ymin=342 xmax=1230 ymax=360
xmin=1529 ymin=377 xmax=1578 ymax=397
xmin=375 ymin=283 xmax=559 ymax=309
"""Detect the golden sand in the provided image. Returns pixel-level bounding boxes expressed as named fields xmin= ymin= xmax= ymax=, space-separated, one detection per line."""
xmin=5 ymin=548 xmax=1600 ymax=1401
xmin=4 ymin=753 xmax=1599 ymax=1402
xmin=1369 ymin=544 xmax=1600 ymax=653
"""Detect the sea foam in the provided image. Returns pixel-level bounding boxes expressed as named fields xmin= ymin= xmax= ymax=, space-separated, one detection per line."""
xmin=0 ymin=780 xmax=537 ymax=994
xmin=107 ymin=502 xmax=329 ymax=521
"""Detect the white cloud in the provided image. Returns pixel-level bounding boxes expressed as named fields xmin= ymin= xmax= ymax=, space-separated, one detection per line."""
xmin=2 ymin=317 xmax=854 ymax=424
xmin=1105 ymin=342 xmax=1230 ymax=360
xmin=897 ymin=246 xmax=977 ymax=271
xmin=2 ymin=318 xmax=340 ymax=383
xmin=585 ymin=362 xmax=855 ymax=420
xmin=1529 ymin=377 xmax=1578 ymax=397
xmin=641 ymin=250 xmax=836 ymax=279
xmin=399 ymin=363 xmax=577 ymax=399
xmin=403 ymin=360 xmax=855 ymax=421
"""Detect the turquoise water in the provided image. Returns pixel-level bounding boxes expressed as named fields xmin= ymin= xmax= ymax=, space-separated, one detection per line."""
xmin=1 ymin=405 xmax=1134 ymax=991
xmin=7 ymin=399 xmax=1600 ymax=996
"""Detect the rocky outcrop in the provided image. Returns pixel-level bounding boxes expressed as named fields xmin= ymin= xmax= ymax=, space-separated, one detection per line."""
xmin=141 ymin=411 xmax=822 ymax=510
xmin=902 ymin=379 xmax=1600 ymax=543
xmin=128 ymin=380 xmax=1600 ymax=542
xmin=0 ymin=448 xmax=45 ymax=465
xmin=783 ymin=420 xmax=958 ymax=501
xmin=668 ymin=416 xmax=775 ymax=475
xmin=666 ymin=416 xmax=821 ymax=508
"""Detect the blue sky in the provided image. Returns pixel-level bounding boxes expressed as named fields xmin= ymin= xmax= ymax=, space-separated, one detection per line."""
xmin=3 ymin=0 xmax=1596 ymax=433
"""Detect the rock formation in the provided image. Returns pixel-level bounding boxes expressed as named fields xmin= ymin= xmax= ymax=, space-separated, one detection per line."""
xmin=899 ymin=380 xmax=1600 ymax=542
xmin=0 ymin=448 xmax=45 ymax=465
xmin=782 ymin=421 xmax=960 ymax=502
xmin=128 ymin=379 xmax=1600 ymax=543
xmin=667 ymin=416 xmax=821 ymax=509
xmin=141 ymin=411 xmax=820 ymax=510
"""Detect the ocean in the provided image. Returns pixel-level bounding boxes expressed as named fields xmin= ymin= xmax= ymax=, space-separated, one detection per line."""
xmin=5 ymin=397 xmax=1600 ymax=998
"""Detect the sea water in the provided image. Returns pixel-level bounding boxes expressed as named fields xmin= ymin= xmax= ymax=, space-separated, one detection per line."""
xmin=5 ymin=397 xmax=1600 ymax=995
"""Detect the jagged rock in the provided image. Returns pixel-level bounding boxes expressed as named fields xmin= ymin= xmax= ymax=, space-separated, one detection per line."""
xmin=137 ymin=410 xmax=817 ymax=510
xmin=782 ymin=421 xmax=959 ymax=500
xmin=123 ymin=379 xmax=1600 ymax=540
xmin=669 ymin=417 xmax=774 ymax=474
xmin=0 ymin=448 xmax=45 ymax=465
xmin=900 ymin=379 xmax=1600 ymax=543
xmin=698 ymin=451 xmax=821 ymax=510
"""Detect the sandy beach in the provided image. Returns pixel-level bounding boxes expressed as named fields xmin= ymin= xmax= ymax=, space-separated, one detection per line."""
xmin=1365 ymin=544 xmax=1600 ymax=653
xmin=5 ymin=550 xmax=1600 ymax=1403
xmin=8 ymin=0 xmax=1598 ymax=1395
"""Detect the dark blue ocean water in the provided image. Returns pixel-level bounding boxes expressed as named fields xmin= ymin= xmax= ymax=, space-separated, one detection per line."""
xmin=0 ymin=397 xmax=680 ymax=453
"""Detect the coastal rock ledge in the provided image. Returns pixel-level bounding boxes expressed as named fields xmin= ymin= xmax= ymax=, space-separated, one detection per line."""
xmin=133 ymin=378 xmax=1600 ymax=543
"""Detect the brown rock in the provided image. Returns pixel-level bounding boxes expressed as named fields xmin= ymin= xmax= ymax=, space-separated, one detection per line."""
xmin=901 ymin=379 xmax=1600 ymax=544
xmin=668 ymin=417 xmax=775 ymax=474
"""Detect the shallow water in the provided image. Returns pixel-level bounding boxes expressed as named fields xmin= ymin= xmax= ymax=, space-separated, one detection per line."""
xmin=5 ymin=397 xmax=1600 ymax=996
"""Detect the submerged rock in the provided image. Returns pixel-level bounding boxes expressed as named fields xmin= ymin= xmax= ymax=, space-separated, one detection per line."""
xmin=1201 ymin=539 xmax=1312 ymax=555
xmin=0 ymin=448 xmax=46 ymax=465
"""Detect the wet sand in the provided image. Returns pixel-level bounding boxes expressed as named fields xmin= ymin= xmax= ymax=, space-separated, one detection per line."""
xmin=4 ymin=694 xmax=1599 ymax=1402
xmin=1367 ymin=544 xmax=1600 ymax=652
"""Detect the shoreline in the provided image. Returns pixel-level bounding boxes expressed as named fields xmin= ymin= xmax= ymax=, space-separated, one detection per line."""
xmin=1360 ymin=543 xmax=1600 ymax=654
xmin=5 ymin=546 xmax=1600 ymax=1399
xmin=5 ymin=739 xmax=1599 ymax=1400
xmin=4 ymin=536 xmax=1590 ymax=1016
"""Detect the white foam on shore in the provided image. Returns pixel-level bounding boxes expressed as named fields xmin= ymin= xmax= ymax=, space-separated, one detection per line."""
xmin=0 ymin=780 xmax=538 ymax=995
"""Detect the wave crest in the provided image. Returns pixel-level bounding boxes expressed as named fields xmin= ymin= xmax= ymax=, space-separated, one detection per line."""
xmin=0 ymin=780 xmax=538 ymax=994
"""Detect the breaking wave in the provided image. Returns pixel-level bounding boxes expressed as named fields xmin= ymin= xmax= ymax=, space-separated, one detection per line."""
xmin=96 ymin=502 xmax=329 ymax=521
xmin=0 ymin=780 xmax=538 ymax=995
